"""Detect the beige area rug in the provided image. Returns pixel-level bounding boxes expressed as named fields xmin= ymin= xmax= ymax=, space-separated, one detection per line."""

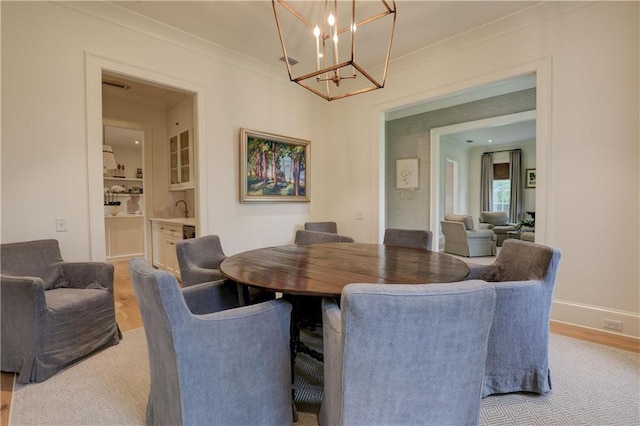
xmin=10 ymin=328 xmax=640 ymax=425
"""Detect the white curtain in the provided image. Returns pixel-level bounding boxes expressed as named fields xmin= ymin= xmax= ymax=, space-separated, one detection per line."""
xmin=480 ymin=153 xmax=493 ymax=212
xmin=509 ymin=149 xmax=523 ymax=222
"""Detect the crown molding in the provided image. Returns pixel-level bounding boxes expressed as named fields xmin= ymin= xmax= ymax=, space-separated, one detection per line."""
xmin=389 ymin=1 xmax=593 ymax=74
xmin=55 ymin=1 xmax=286 ymax=85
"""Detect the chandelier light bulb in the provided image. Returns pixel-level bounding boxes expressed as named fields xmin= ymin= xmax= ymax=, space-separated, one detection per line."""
xmin=328 ymin=13 xmax=335 ymax=26
xmin=313 ymin=26 xmax=320 ymax=38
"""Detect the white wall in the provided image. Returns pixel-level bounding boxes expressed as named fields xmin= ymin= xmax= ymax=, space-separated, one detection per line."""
xmin=323 ymin=2 xmax=639 ymax=337
xmin=1 ymin=2 xmax=638 ymax=338
xmin=440 ymin=141 xmax=470 ymax=217
xmin=1 ymin=1 xmax=326 ymax=260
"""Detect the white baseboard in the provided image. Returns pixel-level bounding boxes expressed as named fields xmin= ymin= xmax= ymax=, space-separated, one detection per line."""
xmin=551 ymin=299 xmax=640 ymax=339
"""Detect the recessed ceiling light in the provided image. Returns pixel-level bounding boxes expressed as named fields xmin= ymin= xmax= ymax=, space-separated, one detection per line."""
xmin=134 ymin=140 xmax=140 ymax=144
xmin=488 ymin=139 xmax=493 ymax=143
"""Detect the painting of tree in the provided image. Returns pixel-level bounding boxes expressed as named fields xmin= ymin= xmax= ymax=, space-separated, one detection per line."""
xmin=240 ymin=129 xmax=309 ymax=202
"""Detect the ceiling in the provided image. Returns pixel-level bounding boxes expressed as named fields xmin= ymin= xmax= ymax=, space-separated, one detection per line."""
xmin=104 ymin=1 xmax=539 ymax=147
xmin=111 ymin=1 xmax=538 ymax=71
xmin=442 ymin=119 xmax=536 ymax=149
xmin=104 ymin=126 xmax=144 ymax=149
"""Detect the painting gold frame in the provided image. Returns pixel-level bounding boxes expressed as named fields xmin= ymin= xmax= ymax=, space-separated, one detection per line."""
xmin=240 ymin=128 xmax=310 ymax=202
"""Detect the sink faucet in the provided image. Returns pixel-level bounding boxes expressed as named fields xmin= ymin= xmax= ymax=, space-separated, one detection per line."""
xmin=175 ymin=200 xmax=189 ymax=218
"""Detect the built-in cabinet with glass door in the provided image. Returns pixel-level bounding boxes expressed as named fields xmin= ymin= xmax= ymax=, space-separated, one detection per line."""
xmin=168 ymin=97 xmax=194 ymax=190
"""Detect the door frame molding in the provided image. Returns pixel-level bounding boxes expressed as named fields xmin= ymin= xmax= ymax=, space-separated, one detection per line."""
xmin=85 ymin=52 xmax=208 ymax=261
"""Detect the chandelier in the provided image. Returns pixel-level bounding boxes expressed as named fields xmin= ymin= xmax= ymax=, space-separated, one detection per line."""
xmin=272 ymin=0 xmax=396 ymax=101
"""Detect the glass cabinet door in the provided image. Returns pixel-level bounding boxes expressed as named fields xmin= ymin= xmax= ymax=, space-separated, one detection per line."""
xmin=179 ymin=130 xmax=190 ymax=184
xmin=169 ymin=135 xmax=179 ymax=185
xmin=169 ymin=127 xmax=192 ymax=189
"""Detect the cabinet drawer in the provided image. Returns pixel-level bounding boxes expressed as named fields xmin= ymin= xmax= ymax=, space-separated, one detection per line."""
xmin=160 ymin=224 xmax=183 ymax=239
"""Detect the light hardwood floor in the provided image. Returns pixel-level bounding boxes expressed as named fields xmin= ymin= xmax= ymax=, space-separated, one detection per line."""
xmin=2 ymin=260 xmax=638 ymax=426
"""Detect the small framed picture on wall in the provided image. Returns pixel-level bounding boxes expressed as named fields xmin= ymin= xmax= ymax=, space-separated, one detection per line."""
xmin=525 ymin=168 xmax=536 ymax=188
xmin=396 ymin=158 xmax=419 ymax=189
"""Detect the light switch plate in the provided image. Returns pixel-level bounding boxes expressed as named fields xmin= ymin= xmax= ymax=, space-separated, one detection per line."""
xmin=56 ymin=217 xmax=68 ymax=232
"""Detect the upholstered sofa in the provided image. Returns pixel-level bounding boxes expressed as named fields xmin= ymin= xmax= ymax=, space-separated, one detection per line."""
xmin=479 ymin=211 xmax=518 ymax=246
xmin=441 ymin=214 xmax=497 ymax=257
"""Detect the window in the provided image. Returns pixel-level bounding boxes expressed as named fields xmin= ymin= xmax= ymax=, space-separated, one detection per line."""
xmin=492 ymin=179 xmax=510 ymax=212
xmin=492 ymin=163 xmax=510 ymax=212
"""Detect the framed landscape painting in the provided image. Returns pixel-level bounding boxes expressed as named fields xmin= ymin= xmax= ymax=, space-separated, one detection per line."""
xmin=240 ymin=128 xmax=310 ymax=202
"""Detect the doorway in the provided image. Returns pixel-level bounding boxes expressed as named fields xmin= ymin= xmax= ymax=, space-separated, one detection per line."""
xmin=103 ymin=123 xmax=147 ymax=261
xmin=430 ymin=110 xmax=537 ymax=251
xmin=86 ymin=53 xmax=205 ymax=261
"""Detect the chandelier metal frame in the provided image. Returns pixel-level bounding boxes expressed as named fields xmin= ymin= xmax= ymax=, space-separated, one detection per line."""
xmin=272 ymin=0 xmax=397 ymax=101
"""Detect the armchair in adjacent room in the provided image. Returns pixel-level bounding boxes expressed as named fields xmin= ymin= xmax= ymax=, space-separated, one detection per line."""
xmin=463 ymin=239 xmax=562 ymax=396
xmin=319 ymin=281 xmax=496 ymax=426
xmin=440 ymin=214 xmax=497 ymax=257
xmin=129 ymin=258 xmax=293 ymax=425
xmin=479 ymin=211 xmax=518 ymax=246
xmin=1 ymin=239 xmax=120 ymax=383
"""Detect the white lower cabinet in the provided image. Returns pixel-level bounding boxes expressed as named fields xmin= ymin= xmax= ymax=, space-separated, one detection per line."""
xmin=105 ymin=216 xmax=144 ymax=261
xmin=152 ymin=221 xmax=183 ymax=278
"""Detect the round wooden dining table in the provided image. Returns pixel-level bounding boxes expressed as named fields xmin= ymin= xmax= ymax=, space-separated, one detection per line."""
xmin=220 ymin=242 xmax=470 ymax=298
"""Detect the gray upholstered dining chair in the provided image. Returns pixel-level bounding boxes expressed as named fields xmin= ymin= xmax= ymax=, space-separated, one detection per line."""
xmin=383 ymin=228 xmax=433 ymax=250
xmin=293 ymin=229 xmax=354 ymax=331
xmin=175 ymin=234 xmax=227 ymax=287
xmin=304 ymin=221 xmax=338 ymax=233
xmin=319 ymin=280 xmax=496 ymax=426
xmin=177 ymin=234 xmax=273 ymax=304
xmin=294 ymin=229 xmax=355 ymax=244
xmin=1 ymin=239 xmax=120 ymax=383
xmin=464 ymin=238 xmax=562 ymax=396
xmin=129 ymin=258 xmax=292 ymax=426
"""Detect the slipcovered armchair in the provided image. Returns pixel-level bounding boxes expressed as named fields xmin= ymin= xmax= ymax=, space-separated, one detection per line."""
xmin=383 ymin=228 xmax=433 ymax=250
xmin=441 ymin=214 xmax=497 ymax=257
xmin=1 ymin=239 xmax=120 ymax=383
xmin=319 ymin=281 xmax=496 ymax=426
xmin=177 ymin=235 xmax=273 ymax=304
xmin=175 ymin=234 xmax=227 ymax=287
xmin=304 ymin=221 xmax=338 ymax=233
xmin=129 ymin=258 xmax=292 ymax=425
xmin=479 ymin=211 xmax=518 ymax=246
xmin=294 ymin=230 xmax=355 ymax=244
xmin=464 ymin=239 xmax=562 ymax=396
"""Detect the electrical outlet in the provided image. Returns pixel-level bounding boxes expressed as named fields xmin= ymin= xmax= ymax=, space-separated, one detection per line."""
xmin=603 ymin=319 xmax=623 ymax=331
xmin=55 ymin=217 xmax=68 ymax=232
xmin=355 ymin=210 xmax=364 ymax=220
